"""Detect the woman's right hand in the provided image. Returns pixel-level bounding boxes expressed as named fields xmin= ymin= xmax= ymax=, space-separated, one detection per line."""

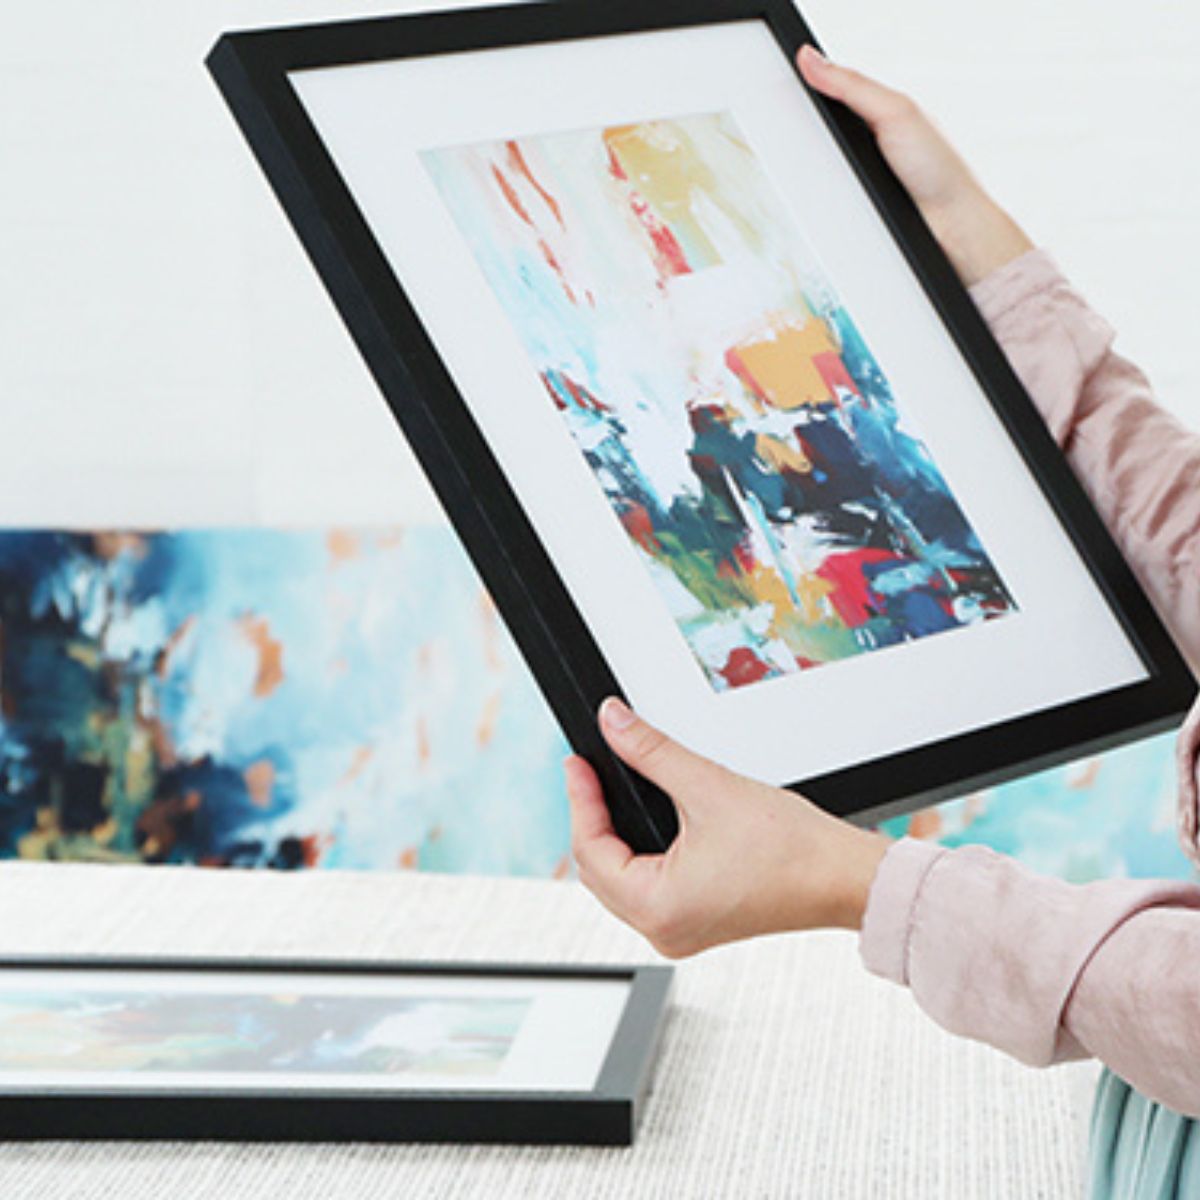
xmin=797 ymin=45 xmax=1033 ymax=287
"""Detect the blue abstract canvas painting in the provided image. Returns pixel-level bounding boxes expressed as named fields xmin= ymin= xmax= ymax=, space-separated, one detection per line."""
xmin=0 ymin=530 xmax=569 ymax=874
xmin=0 ymin=528 xmax=1191 ymax=885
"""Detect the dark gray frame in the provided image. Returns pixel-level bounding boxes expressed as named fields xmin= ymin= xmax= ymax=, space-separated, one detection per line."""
xmin=0 ymin=955 xmax=673 ymax=1145
xmin=206 ymin=0 xmax=1196 ymax=853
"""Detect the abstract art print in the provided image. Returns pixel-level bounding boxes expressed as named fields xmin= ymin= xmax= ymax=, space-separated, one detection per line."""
xmin=0 ymin=962 xmax=665 ymax=1142
xmin=423 ymin=111 xmax=1017 ymax=692
xmin=0 ymin=987 xmax=529 ymax=1082
xmin=0 ymin=529 xmax=569 ymax=873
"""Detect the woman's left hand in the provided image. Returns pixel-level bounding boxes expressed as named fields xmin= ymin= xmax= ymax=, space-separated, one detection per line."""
xmin=566 ymin=698 xmax=892 ymax=958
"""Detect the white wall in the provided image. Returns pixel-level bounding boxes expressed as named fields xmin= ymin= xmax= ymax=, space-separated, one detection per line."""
xmin=2 ymin=0 xmax=1197 ymax=527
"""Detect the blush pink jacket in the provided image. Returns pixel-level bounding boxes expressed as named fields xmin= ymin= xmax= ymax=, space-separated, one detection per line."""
xmin=859 ymin=247 xmax=1200 ymax=1118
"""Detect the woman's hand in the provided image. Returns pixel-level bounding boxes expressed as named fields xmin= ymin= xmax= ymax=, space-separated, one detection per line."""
xmin=797 ymin=45 xmax=1032 ymax=287
xmin=566 ymin=699 xmax=892 ymax=958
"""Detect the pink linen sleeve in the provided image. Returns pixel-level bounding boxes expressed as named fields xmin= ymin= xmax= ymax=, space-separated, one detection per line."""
xmin=858 ymin=248 xmax=1200 ymax=1117
xmin=967 ymin=247 xmax=1200 ymax=671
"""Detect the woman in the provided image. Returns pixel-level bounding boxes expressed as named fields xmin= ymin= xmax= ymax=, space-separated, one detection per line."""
xmin=566 ymin=45 xmax=1200 ymax=1197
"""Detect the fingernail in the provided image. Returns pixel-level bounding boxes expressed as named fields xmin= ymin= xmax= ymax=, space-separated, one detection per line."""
xmin=804 ymin=45 xmax=829 ymax=65
xmin=600 ymin=697 xmax=636 ymax=731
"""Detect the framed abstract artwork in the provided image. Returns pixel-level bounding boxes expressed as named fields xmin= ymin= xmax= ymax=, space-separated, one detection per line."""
xmin=0 ymin=956 xmax=672 ymax=1145
xmin=206 ymin=0 xmax=1195 ymax=853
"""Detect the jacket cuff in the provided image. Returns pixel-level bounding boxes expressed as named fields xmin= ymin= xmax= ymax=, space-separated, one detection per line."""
xmin=967 ymin=246 xmax=1064 ymax=327
xmin=858 ymin=836 xmax=948 ymax=985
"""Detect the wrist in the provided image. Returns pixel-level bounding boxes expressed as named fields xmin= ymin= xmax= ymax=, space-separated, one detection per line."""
xmin=923 ymin=188 xmax=1034 ymax=289
xmin=822 ymin=826 xmax=893 ymax=931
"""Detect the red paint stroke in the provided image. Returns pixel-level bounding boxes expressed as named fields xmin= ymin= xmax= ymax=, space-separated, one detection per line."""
xmin=606 ymin=142 xmax=628 ymax=182
xmin=541 ymin=370 xmax=611 ymax=414
xmin=724 ymin=346 xmax=762 ymax=406
xmin=731 ymin=540 xmax=759 ymax=575
xmin=606 ymin=142 xmax=691 ymax=282
xmin=812 ymin=351 xmax=860 ymax=405
xmin=491 ymin=161 xmax=577 ymax=303
xmin=506 ymin=140 xmax=565 ymax=228
xmin=619 ymin=500 xmax=660 ymax=553
xmin=719 ymin=646 xmax=772 ymax=688
xmin=816 ymin=548 xmax=904 ymax=627
xmin=327 ymin=529 xmax=360 ymax=564
xmin=491 ymin=162 xmax=533 ymax=227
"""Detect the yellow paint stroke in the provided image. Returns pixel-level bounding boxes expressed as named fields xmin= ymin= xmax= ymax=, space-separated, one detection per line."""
xmin=66 ymin=642 xmax=101 ymax=671
xmin=603 ymin=122 xmax=763 ymax=267
xmin=728 ymin=312 xmax=839 ymax=411
xmin=755 ymin=433 xmax=812 ymax=476
xmin=743 ymin=563 xmax=796 ymax=623
xmin=790 ymin=573 xmax=837 ymax=627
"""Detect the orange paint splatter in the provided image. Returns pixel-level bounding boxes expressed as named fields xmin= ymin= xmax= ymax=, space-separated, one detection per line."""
xmin=416 ymin=718 xmax=432 ymax=769
xmin=92 ymin=532 xmax=148 ymax=561
xmin=962 ymin=792 xmax=987 ymax=824
xmin=338 ymin=745 xmax=374 ymax=786
xmin=244 ymin=759 xmax=276 ymax=809
xmin=300 ymin=834 xmax=329 ymax=868
xmin=907 ymin=810 xmax=942 ymax=840
xmin=476 ymin=691 xmax=503 ymax=748
xmin=156 ymin=615 xmax=197 ymax=680
xmin=1068 ymin=758 xmax=1103 ymax=790
xmin=479 ymin=593 xmax=504 ymax=672
xmin=327 ymin=529 xmax=360 ymax=563
xmin=398 ymin=846 xmax=419 ymax=869
xmin=237 ymin=615 xmax=285 ymax=697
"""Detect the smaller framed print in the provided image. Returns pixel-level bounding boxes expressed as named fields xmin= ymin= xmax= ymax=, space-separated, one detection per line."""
xmin=0 ymin=956 xmax=673 ymax=1145
xmin=206 ymin=0 xmax=1196 ymax=853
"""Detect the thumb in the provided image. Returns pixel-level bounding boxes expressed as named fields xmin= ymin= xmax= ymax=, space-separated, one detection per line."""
xmin=797 ymin=45 xmax=915 ymax=132
xmin=598 ymin=697 xmax=725 ymax=803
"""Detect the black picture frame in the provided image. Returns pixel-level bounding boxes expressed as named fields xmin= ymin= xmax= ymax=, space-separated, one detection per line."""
xmin=0 ymin=955 xmax=673 ymax=1146
xmin=205 ymin=0 xmax=1196 ymax=853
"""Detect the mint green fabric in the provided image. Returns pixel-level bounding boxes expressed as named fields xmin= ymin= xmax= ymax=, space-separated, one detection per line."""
xmin=1089 ymin=1068 xmax=1200 ymax=1197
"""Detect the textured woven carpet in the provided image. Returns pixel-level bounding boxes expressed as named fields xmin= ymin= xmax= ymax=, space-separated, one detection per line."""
xmin=0 ymin=863 xmax=1098 ymax=1197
